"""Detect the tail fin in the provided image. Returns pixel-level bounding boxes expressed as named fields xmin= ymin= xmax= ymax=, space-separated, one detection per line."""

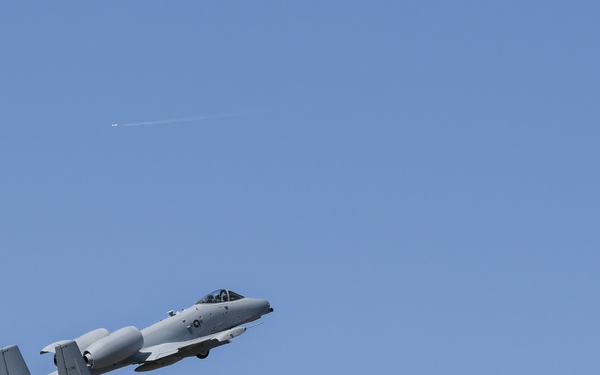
xmin=0 ymin=345 xmax=31 ymax=375
xmin=55 ymin=341 xmax=91 ymax=375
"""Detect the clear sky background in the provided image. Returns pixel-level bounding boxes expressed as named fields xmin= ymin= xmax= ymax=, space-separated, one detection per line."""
xmin=1 ymin=1 xmax=599 ymax=374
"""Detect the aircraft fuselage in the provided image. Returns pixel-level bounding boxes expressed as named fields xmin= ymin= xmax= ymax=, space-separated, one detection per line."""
xmin=41 ymin=290 xmax=273 ymax=375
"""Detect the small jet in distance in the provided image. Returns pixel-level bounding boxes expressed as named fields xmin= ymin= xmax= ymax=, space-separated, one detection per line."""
xmin=41 ymin=289 xmax=273 ymax=374
xmin=111 ymin=124 xmax=118 ymax=127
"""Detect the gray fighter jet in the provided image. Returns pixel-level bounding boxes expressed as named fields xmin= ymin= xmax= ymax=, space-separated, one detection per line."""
xmin=41 ymin=289 xmax=273 ymax=374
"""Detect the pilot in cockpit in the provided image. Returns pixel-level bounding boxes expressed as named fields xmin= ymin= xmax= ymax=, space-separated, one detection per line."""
xmin=220 ymin=290 xmax=229 ymax=302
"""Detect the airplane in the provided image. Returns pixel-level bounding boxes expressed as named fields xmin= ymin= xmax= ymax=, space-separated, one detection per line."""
xmin=41 ymin=289 xmax=273 ymax=374
xmin=111 ymin=124 xmax=118 ymax=127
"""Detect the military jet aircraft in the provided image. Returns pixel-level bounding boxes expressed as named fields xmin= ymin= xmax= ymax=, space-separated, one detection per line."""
xmin=41 ymin=289 xmax=273 ymax=374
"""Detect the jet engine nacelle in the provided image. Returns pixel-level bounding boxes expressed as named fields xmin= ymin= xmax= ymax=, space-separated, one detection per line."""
xmin=83 ymin=326 xmax=143 ymax=369
xmin=41 ymin=327 xmax=110 ymax=366
xmin=75 ymin=328 xmax=111 ymax=352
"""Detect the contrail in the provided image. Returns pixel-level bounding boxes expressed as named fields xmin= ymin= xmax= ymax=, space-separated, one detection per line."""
xmin=111 ymin=113 xmax=242 ymax=127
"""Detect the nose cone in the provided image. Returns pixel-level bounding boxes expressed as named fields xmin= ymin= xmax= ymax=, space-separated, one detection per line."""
xmin=252 ymin=298 xmax=272 ymax=316
xmin=265 ymin=300 xmax=274 ymax=315
xmin=242 ymin=298 xmax=273 ymax=323
xmin=261 ymin=299 xmax=274 ymax=316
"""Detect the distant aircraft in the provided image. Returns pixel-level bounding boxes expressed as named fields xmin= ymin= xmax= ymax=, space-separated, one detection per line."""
xmin=41 ymin=289 xmax=273 ymax=374
xmin=111 ymin=124 xmax=118 ymax=127
xmin=1 ymin=344 xmax=31 ymax=375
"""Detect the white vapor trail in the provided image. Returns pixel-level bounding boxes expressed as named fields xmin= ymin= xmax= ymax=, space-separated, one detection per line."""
xmin=112 ymin=113 xmax=241 ymax=127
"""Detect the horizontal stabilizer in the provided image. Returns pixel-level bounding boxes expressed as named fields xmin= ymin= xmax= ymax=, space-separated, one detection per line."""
xmin=55 ymin=341 xmax=91 ymax=375
xmin=0 ymin=345 xmax=31 ymax=375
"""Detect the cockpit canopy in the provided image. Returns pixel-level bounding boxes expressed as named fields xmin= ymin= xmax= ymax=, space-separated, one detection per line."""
xmin=196 ymin=289 xmax=245 ymax=304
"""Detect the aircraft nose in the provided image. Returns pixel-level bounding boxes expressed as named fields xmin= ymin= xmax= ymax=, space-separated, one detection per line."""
xmin=256 ymin=299 xmax=271 ymax=314
xmin=250 ymin=298 xmax=273 ymax=317
xmin=262 ymin=299 xmax=273 ymax=315
xmin=239 ymin=298 xmax=273 ymax=324
xmin=265 ymin=300 xmax=274 ymax=315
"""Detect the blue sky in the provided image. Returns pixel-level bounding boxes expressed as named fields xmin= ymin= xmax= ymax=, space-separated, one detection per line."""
xmin=1 ymin=1 xmax=599 ymax=374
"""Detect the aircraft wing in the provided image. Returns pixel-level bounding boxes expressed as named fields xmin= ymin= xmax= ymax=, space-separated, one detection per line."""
xmin=55 ymin=341 xmax=91 ymax=375
xmin=1 ymin=344 xmax=31 ymax=375
xmin=134 ymin=326 xmax=248 ymax=372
